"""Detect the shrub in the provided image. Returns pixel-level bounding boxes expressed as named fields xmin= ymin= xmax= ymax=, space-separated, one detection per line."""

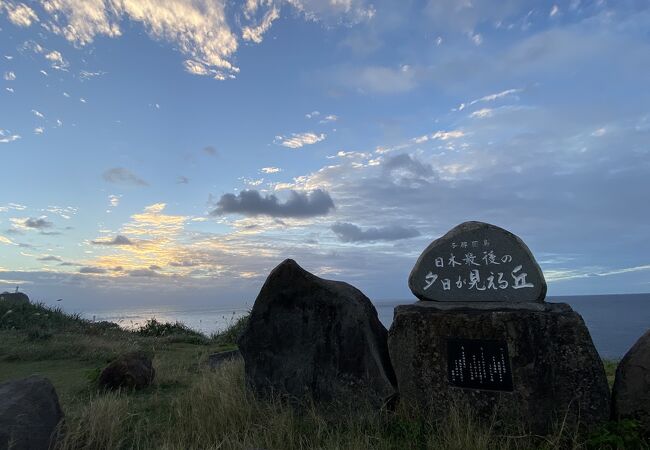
xmin=210 ymin=312 xmax=249 ymax=347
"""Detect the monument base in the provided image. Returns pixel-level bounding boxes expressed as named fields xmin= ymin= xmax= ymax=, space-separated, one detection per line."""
xmin=387 ymin=301 xmax=610 ymax=434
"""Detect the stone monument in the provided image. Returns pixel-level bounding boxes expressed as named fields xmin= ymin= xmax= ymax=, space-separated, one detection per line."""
xmin=388 ymin=221 xmax=610 ymax=434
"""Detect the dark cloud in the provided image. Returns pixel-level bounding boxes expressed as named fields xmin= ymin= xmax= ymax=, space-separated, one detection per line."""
xmin=169 ymin=260 xmax=200 ymax=267
xmin=128 ymin=269 xmax=158 ymax=277
xmin=37 ymin=255 xmax=63 ymax=262
xmin=331 ymin=222 xmax=421 ymax=242
xmin=102 ymin=167 xmax=148 ymax=186
xmin=91 ymin=235 xmax=134 ymax=246
xmin=383 ymin=153 xmax=433 ymax=178
xmin=24 ymin=217 xmax=53 ymax=229
xmin=149 ymin=265 xmax=162 ymax=271
xmin=79 ymin=266 xmax=107 ymax=274
xmin=203 ymin=146 xmax=218 ymax=157
xmin=211 ymin=189 xmax=335 ymax=218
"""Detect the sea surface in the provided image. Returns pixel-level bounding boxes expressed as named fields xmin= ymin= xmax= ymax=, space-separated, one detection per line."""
xmin=84 ymin=293 xmax=649 ymax=359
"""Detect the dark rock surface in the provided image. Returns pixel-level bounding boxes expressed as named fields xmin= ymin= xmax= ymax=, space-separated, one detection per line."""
xmin=409 ymin=221 xmax=546 ymax=303
xmin=98 ymin=351 xmax=155 ymax=390
xmin=0 ymin=375 xmax=64 ymax=450
xmin=611 ymin=329 xmax=650 ymax=433
xmin=388 ymin=301 xmax=610 ymax=434
xmin=0 ymin=292 xmax=30 ymax=304
xmin=208 ymin=349 xmax=242 ymax=369
xmin=238 ymin=259 xmax=397 ymax=406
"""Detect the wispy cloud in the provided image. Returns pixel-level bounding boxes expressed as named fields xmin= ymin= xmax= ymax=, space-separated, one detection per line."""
xmin=331 ymin=222 xmax=420 ymax=242
xmin=102 ymin=167 xmax=148 ymax=186
xmin=261 ymin=167 xmax=281 ymax=174
xmin=2 ymin=2 xmax=38 ymax=27
xmin=275 ymin=132 xmax=326 ymax=148
xmin=91 ymin=235 xmax=134 ymax=246
xmin=242 ymin=6 xmax=279 ymax=43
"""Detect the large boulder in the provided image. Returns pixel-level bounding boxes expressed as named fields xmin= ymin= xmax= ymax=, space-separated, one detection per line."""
xmin=612 ymin=329 xmax=650 ymax=433
xmin=0 ymin=292 xmax=29 ymax=305
xmin=388 ymin=301 xmax=610 ymax=434
xmin=0 ymin=376 xmax=64 ymax=450
xmin=98 ymin=351 xmax=155 ymax=390
xmin=238 ymin=259 xmax=397 ymax=406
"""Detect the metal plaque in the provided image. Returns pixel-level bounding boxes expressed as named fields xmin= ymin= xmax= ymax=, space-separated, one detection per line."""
xmin=447 ymin=338 xmax=513 ymax=391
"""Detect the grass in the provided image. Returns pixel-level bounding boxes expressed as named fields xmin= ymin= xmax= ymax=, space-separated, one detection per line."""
xmin=0 ymin=301 xmax=646 ymax=449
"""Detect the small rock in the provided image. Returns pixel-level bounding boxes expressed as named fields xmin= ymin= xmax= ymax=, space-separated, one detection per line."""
xmin=611 ymin=329 xmax=650 ymax=433
xmin=208 ymin=349 xmax=242 ymax=369
xmin=98 ymin=351 xmax=155 ymax=390
xmin=238 ymin=259 xmax=397 ymax=407
xmin=0 ymin=375 xmax=64 ymax=450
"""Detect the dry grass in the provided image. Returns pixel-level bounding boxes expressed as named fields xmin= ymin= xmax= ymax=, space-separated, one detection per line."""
xmin=51 ymin=358 xmax=591 ymax=450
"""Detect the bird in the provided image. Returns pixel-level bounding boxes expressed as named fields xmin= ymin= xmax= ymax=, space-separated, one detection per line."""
xmin=56 ymin=298 xmax=63 ymax=302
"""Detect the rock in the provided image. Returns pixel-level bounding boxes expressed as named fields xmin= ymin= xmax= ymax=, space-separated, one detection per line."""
xmin=388 ymin=301 xmax=610 ymax=434
xmin=98 ymin=351 xmax=155 ymax=390
xmin=0 ymin=292 xmax=30 ymax=305
xmin=238 ymin=259 xmax=397 ymax=406
xmin=208 ymin=349 xmax=242 ymax=369
xmin=611 ymin=329 xmax=650 ymax=432
xmin=0 ymin=375 xmax=64 ymax=450
xmin=408 ymin=221 xmax=546 ymax=303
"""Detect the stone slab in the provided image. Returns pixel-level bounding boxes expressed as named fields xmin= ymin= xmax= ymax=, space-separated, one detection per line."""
xmin=409 ymin=221 xmax=546 ymax=303
xmin=388 ymin=301 xmax=610 ymax=434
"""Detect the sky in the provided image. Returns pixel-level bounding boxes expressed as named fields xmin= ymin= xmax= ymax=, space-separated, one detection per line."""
xmin=1 ymin=0 xmax=649 ymax=311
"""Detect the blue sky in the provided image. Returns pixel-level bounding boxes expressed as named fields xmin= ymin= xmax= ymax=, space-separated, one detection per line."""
xmin=1 ymin=0 xmax=649 ymax=310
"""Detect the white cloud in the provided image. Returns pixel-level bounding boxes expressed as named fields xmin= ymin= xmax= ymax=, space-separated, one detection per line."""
xmin=242 ymin=6 xmax=279 ymax=43
xmin=32 ymin=109 xmax=44 ymax=118
xmin=550 ymin=5 xmax=560 ymax=18
xmin=4 ymin=2 xmax=39 ymax=27
xmin=470 ymin=88 xmax=522 ymax=106
xmin=276 ymin=132 xmax=326 ymax=148
xmin=306 ymin=111 xmax=320 ymax=119
xmin=469 ymin=108 xmax=493 ymax=119
xmin=45 ymin=50 xmax=69 ymax=70
xmin=0 ymin=235 xmax=15 ymax=245
xmin=592 ymin=127 xmax=606 ymax=137
xmin=261 ymin=167 xmax=282 ymax=174
xmin=0 ymin=129 xmax=21 ymax=143
xmin=34 ymin=127 xmax=44 ymax=134
xmin=3 ymin=71 xmax=16 ymax=81
xmin=320 ymin=114 xmax=338 ymax=123
xmin=431 ymin=130 xmax=464 ymax=140
xmin=5 ymin=87 xmax=14 ymax=93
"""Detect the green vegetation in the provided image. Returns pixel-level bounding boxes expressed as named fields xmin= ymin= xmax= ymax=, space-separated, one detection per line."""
xmin=0 ymin=301 xmax=646 ymax=449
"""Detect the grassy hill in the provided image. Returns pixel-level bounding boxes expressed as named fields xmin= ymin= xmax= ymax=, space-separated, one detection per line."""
xmin=0 ymin=300 xmax=643 ymax=449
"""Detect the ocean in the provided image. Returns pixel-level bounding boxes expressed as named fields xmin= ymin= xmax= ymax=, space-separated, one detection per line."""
xmin=84 ymin=293 xmax=649 ymax=360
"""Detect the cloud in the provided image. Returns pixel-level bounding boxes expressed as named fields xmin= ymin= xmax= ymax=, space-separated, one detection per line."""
xmin=320 ymin=114 xmax=338 ymax=123
xmin=3 ymin=2 xmax=38 ymax=27
xmin=79 ymin=266 xmax=107 ymax=274
xmin=34 ymin=127 xmax=45 ymax=135
xmin=44 ymin=50 xmax=69 ymax=70
xmin=23 ymin=217 xmax=53 ymax=229
xmin=4 ymin=71 xmax=16 ymax=81
xmin=276 ymin=132 xmax=326 ymax=148
xmin=102 ymin=167 xmax=148 ymax=186
xmin=0 ymin=235 xmax=15 ymax=245
xmin=470 ymin=108 xmax=494 ymax=119
xmin=128 ymin=268 xmax=158 ymax=277
xmin=32 ymin=109 xmax=44 ymax=118
xmin=212 ymin=189 xmax=335 ymax=218
xmin=37 ymin=255 xmax=63 ymax=262
xmin=383 ymin=153 xmax=434 ymax=178
xmin=331 ymin=222 xmax=420 ymax=242
xmin=91 ymin=235 xmax=134 ymax=246
xmin=337 ymin=64 xmax=417 ymax=94
xmin=108 ymin=194 xmax=121 ymax=208
xmin=203 ymin=146 xmax=218 ymax=157
xmin=177 ymin=175 xmax=190 ymax=184
xmin=242 ymin=6 xmax=279 ymax=43
xmin=261 ymin=167 xmax=281 ymax=174
xmin=0 ymin=129 xmax=21 ymax=143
